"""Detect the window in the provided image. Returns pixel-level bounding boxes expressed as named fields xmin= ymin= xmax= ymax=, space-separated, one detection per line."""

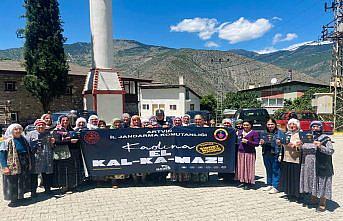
xmin=185 ymin=89 xmax=190 ymax=100
xmin=65 ymin=86 xmax=73 ymax=95
xmin=5 ymin=81 xmax=16 ymax=91
xmin=123 ymin=81 xmax=136 ymax=94
xmin=277 ymin=98 xmax=284 ymax=106
xmin=142 ymin=104 xmax=150 ymax=110
xmin=190 ymin=104 xmax=195 ymax=111
xmin=10 ymin=112 xmax=18 ymax=122
xmin=269 ymin=98 xmax=277 ymax=106
xmin=170 ymin=105 xmax=177 ymax=110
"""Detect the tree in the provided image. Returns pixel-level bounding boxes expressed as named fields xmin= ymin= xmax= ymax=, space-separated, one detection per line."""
xmin=223 ymin=91 xmax=262 ymax=109
xmin=200 ymin=94 xmax=217 ymax=116
xmin=22 ymin=0 xmax=69 ymax=112
xmin=273 ymin=87 xmax=331 ymax=120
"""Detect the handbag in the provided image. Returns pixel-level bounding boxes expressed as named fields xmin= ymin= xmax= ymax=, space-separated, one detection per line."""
xmin=53 ymin=144 xmax=71 ymax=160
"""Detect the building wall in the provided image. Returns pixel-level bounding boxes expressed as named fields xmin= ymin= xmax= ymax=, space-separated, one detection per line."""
xmin=140 ymin=87 xmax=200 ymax=119
xmin=0 ymin=72 xmax=85 ymax=125
xmin=96 ymin=94 xmax=123 ymax=123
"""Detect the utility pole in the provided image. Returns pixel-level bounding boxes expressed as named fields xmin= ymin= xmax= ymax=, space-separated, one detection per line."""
xmin=210 ymin=57 xmax=229 ymax=125
xmin=322 ymin=0 xmax=343 ymax=130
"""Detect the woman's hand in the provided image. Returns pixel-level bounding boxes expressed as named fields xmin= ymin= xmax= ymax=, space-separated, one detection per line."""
xmin=287 ymin=142 xmax=295 ymax=149
xmin=259 ymin=139 xmax=265 ymax=145
xmin=70 ymin=139 xmax=78 ymax=144
xmin=2 ymin=167 xmax=10 ymax=175
xmin=49 ymin=137 xmax=55 ymax=144
xmin=241 ymin=138 xmax=248 ymax=144
xmin=295 ymin=140 xmax=303 ymax=147
xmin=276 ymin=139 xmax=281 ymax=146
xmin=313 ymin=141 xmax=321 ymax=148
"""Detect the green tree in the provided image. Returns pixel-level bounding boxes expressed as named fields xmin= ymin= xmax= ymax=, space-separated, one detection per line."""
xmin=273 ymin=87 xmax=331 ymax=120
xmin=283 ymin=87 xmax=330 ymax=111
xmin=22 ymin=0 xmax=69 ymax=112
xmin=223 ymin=91 xmax=262 ymax=109
xmin=200 ymin=94 xmax=217 ymax=116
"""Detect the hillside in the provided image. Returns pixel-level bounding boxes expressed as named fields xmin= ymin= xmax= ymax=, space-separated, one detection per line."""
xmin=229 ymin=44 xmax=332 ymax=81
xmin=0 ymin=39 xmax=324 ymax=95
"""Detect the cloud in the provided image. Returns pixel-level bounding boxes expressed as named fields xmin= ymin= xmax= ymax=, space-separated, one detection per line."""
xmin=170 ymin=17 xmax=218 ymax=40
xmin=205 ymin=41 xmax=219 ymax=48
xmin=272 ymin=16 xmax=282 ymax=21
xmin=255 ymin=47 xmax=278 ymax=54
xmin=272 ymin=33 xmax=298 ymax=44
xmin=218 ymin=17 xmax=273 ymax=44
xmin=170 ymin=17 xmax=272 ymax=44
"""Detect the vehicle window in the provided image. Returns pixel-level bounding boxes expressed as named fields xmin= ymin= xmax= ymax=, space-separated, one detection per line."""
xmin=242 ymin=109 xmax=268 ymax=117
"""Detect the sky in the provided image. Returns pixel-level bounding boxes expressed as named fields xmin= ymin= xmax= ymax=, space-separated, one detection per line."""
xmin=0 ymin=0 xmax=332 ymax=53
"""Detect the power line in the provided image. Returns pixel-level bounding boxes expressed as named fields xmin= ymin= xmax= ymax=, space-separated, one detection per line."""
xmin=322 ymin=0 xmax=343 ymax=130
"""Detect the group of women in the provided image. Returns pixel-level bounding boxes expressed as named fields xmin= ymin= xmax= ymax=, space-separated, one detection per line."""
xmin=233 ymin=117 xmax=334 ymax=212
xmin=0 ymin=111 xmax=335 ymax=212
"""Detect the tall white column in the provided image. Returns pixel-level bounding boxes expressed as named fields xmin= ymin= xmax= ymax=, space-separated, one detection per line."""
xmin=89 ymin=0 xmax=113 ymax=69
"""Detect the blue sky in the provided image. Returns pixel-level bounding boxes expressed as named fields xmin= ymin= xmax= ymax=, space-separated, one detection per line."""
xmin=0 ymin=0 xmax=331 ymax=53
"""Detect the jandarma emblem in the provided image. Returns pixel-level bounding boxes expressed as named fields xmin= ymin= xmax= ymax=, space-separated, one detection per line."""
xmin=84 ymin=131 xmax=100 ymax=145
xmin=196 ymin=142 xmax=225 ymax=155
xmin=213 ymin=128 xmax=229 ymax=141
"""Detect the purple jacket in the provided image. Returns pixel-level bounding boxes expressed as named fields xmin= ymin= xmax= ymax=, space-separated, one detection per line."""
xmin=237 ymin=130 xmax=260 ymax=153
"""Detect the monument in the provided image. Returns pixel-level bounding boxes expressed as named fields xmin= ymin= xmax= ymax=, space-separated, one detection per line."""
xmin=83 ymin=0 xmax=124 ymax=123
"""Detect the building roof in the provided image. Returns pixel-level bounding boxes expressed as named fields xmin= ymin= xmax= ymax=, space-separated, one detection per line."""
xmin=0 ymin=60 xmax=153 ymax=82
xmin=140 ymin=83 xmax=202 ymax=98
xmin=239 ymin=80 xmax=329 ymax=92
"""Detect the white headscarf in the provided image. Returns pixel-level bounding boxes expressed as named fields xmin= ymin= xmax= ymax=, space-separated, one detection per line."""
xmin=87 ymin=115 xmax=99 ymax=130
xmin=74 ymin=117 xmax=87 ymax=130
xmin=0 ymin=123 xmax=23 ymax=151
xmin=287 ymin=118 xmax=300 ymax=132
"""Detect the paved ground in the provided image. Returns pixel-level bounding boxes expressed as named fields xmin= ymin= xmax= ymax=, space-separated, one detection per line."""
xmin=0 ymin=136 xmax=342 ymax=221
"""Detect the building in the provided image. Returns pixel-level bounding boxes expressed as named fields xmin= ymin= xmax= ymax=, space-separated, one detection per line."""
xmin=239 ymin=80 xmax=329 ymax=114
xmin=139 ymin=76 xmax=201 ymax=119
xmin=0 ymin=60 xmax=152 ymax=125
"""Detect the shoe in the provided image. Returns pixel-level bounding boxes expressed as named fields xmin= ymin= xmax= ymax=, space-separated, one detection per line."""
xmin=268 ymin=187 xmax=279 ymax=194
xmin=243 ymin=185 xmax=250 ymax=190
xmin=31 ymin=191 xmax=37 ymax=198
xmin=316 ymin=206 xmax=326 ymax=212
xmin=262 ymin=186 xmax=273 ymax=191
xmin=237 ymin=183 xmax=245 ymax=188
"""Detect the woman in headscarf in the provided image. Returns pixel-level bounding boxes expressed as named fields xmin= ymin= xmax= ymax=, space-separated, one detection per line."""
xmin=41 ymin=113 xmax=55 ymax=131
xmin=130 ymin=115 xmax=141 ymax=128
xmin=0 ymin=124 xmax=32 ymax=205
xmin=172 ymin=116 xmax=182 ymax=127
xmin=26 ymin=119 xmax=55 ymax=195
xmin=110 ymin=118 xmax=122 ymax=129
xmin=141 ymin=118 xmax=150 ymax=128
xmin=260 ymin=118 xmax=285 ymax=194
xmin=235 ymin=120 xmax=260 ymax=190
xmin=130 ymin=115 xmax=146 ymax=184
xmin=191 ymin=115 xmax=209 ymax=183
xmin=52 ymin=115 xmax=80 ymax=193
xmin=222 ymin=118 xmax=233 ymax=128
xmin=182 ymin=114 xmax=191 ymax=126
xmin=171 ymin=117 xmax=191 ymax=183
xmin=98 ymin=120 xmax=107 ymax=129
xmin=218 ymin=118 xmax=235 ymax=182
xmin=74 ymin=117 xmax=87 ymax=132
xmin=234 ymin=119 xmax=243 ymax=133
xmin=87 ymin=115 xmax=99 ymax=130
xmin=121 ymin=113 xmax=131 ymax=128
xmin=279 ymin=118 xmax=303 ymax=199
xmin=300 ymin=121 xmax=334 ymax=212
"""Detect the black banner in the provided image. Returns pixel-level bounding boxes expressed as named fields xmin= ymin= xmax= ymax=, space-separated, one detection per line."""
xmin=80 ymin=127 xmax=236 ymax=177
